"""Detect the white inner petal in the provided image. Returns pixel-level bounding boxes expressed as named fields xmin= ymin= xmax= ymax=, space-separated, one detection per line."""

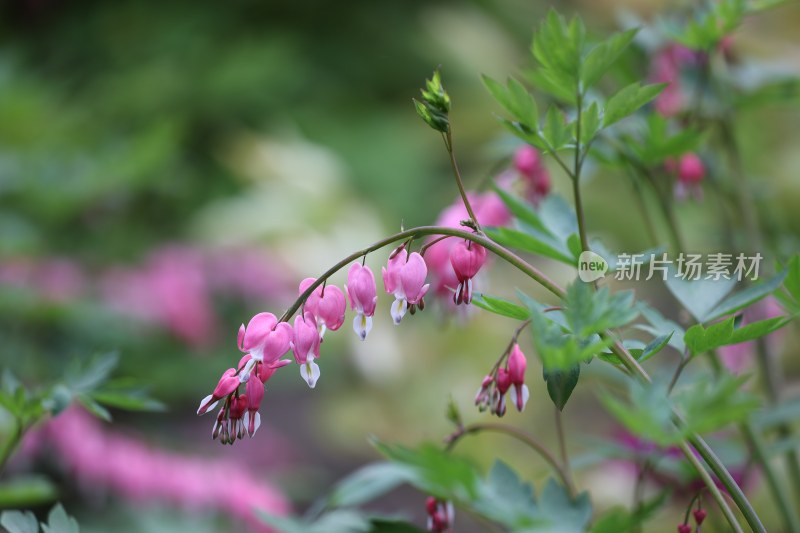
xmin=391 ymin=298 xmax=408 ymax=325
xmin=300 ymin=359 xmax=321 ymax=389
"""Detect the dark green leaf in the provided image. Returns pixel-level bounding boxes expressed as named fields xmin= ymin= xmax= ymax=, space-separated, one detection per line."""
xmin=637 ymin=332 xmax=674 ymax=363
xmin=544 ymin=365 xmax=581 ymax=411
xmin=0 ymin=476 xmax=58 ymax=508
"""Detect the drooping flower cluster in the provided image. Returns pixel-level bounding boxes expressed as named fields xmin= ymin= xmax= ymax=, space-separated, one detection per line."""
xmin=474 ymin=343 xmax=529 ymax=417
xmin=425 ymin=497 xmax=455 ymax=533
xmin=198 ymin=246 xmax=437 ymax=443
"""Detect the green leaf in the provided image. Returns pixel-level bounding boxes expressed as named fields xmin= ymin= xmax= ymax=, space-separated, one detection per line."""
xmin=664 ymin=271 xmax=737 ymax=322
xmin=327 ymin=462 xmax=413 ymax=508
xmin=604 ymin=373 xmax=758 ymax=446
xmin=752 ymin=396 xmax=800 ymax=430
xmin=705 ymin=270 xmax=787 ymax=321
xmin=590 ymin=493 xmax=668 ymax=533
xmin=482 ymin=76 xmax=539 ymax=130
xmin=491 ymin=183 xmax=549 ymax=234
xmin=544 ymin=365 xmax=581 ymax=411
xmin=684 ymin=316 xmax=789 ymax=356
xmin=638 ymin=332 xmax=674 ymax=363
xmin=472 ymin=293 xmax=531 ymax=321
xmin=484 ymin=226 xmax=575 ymax=265
xmin=537 ymin=479 xmax=592 ymax=533
xmin=637 ymin=302 xmax=686 ymax=353
xmin=541 ymin=107 xmax=571 ymax=152
xmin=77 ymin=395 xmax=112 ymax=422
xmin=563 ymin=282 xmax=638 ymax=337
xmin=531 ymin=11 xmax=582 ymax=93
xmin=371 ymin=440 xmax=480 ymax=501
xmin=42 ymin=504 xmax=79 ymax=533
xmin=0 ymin=511 xmax=38 ymax=533
xmin=0 ymin=476 xmax=58 ymax=507
xmin=369 ymin=519 xmax=428 ymax=533
xmin=66 ymin=352 xmax=119 ymax=393
xmin=603 ymin=83 xmax=666 ymax=127
xmin=728 ymin=316 xmax=790 ymax=344
xmin=581 ymin=28 xmax=638 ymax=88
xmin=259 ymin=510 xmax=370 ymax=533
xmin=579 ymin=102 xmax=601 ymax=145
xmin=90 ymin=390 xmax=165 ymax=412
xmin=472 ymin=461 xmax=539 ymax=527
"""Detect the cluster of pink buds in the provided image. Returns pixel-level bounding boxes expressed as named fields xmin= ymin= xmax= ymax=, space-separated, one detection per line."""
xmin=474 ymin=343 xmax=529 ymax=417
xmin=666 ymin=153 xmax=705 ymax=201
xmin=425 ymin=497 xmax=454 ymax=533
xmin=513 ymin=145 xmax=551 ymax=206
xmin=382 ymin=246 xmax=430 ymax=324
xmin=450 ymin=239 xmax=487 ymax=305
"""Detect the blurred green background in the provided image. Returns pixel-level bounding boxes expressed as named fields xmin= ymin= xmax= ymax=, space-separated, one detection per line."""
xmin=1 ymin=0 xmax=799 ymax=531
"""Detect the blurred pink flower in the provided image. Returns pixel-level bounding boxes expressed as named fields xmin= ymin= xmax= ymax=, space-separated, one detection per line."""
xmin=650 ymin=44 xmax=702 ymax=117
xmin=424 ymin=192 xmax=509 ymax=301
xmin=513 ymin=146 xmax=551 ymax=205
xmin=29 ymin=408 xmax=290 ymax=532
xmin=0 ymin=257 xmax=86 ymax=302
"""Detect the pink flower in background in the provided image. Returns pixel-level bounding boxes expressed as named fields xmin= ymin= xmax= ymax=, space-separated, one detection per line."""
xmin=650 ymin=44 xmax=702 ymax=117
xmin=382 ymin=249 xmax=430 ymax=324
xmin=450 ymin=239 xmax=487 ymax=305
xmin=513 ymin=146 xmax=551 ymax=205
xmin=298 ymin=278 xmax=346 ymax=337
xmin=425 ymin=496 xmax=455 ymax=533
xmin=25 ymin=408 xmax=290 ymax=532
xmin=424 ymin=193 xmax=508 ymax=302
xmin=0 ymin=257 xmax=86 ymax=302
xmin=291 ymin=312 xmax=322 ymax=388
xmin=346 ymin=262 xmax=377 ymax=340
xmin=670 ymin=153 xmax=706 ymax=201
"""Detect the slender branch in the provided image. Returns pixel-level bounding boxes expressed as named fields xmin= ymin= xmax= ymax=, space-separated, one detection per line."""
xmin=443 ymin=130 xmax=482 ymax=234
xmin=553 ymin=407 xmax=575 ymax=498
xmin=677 ymin=440 xmax=744 ymax=533
xmin=278 ymin=225 xmax=563 ymax=323
xmin=446 ymin=422 xmax=575 ymax=496
xmin=572 ymin=92 xmax=590 ymax=254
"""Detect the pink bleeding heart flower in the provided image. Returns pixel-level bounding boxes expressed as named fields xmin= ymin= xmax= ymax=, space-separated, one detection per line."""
xmin=383 ymin=249 xmax=430 ymax=324
xmin=291 ymin=312 xmax=322 ymax=388
xmin=492 ymin=368 xmax=511 ymax=417
xmin=237 ymin=313 xmax=293 ymax=379
xmin=513 ymin=146 xmax=551 ymax=206
xmin=228 ymin=394 xmax=248 ymax=442
xmin=507 ymin=344 xmax=530 ymax=412
xmin=346 ymin=262 xmax=377 ymax=340
xmin=197 ymin=368 xmax=238 ymax=415
xmin=425 ymin=497 xmax=455 ymax=533
xmin=669 ymin=153 xmax=705 ymax=201
xmin=449 ymin=239 xmax=487 ymax=305
xmin=244 ymin=373 xmax=264 ymax=437
xmin=298 ymin=278 xmax=346 ymax=338
xmin=677 ymin=524 xmax=692 ymax=533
